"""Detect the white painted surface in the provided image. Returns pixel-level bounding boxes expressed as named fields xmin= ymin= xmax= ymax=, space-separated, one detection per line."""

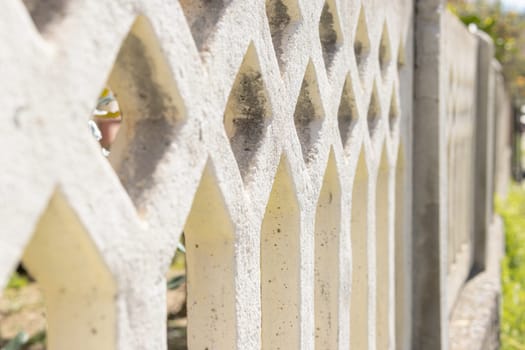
xmin=0 ymin=1 xmax=508 ymax=350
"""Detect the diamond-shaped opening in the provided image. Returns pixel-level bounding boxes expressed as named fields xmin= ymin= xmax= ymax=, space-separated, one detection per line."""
xmin=338 ymin=76 xmax=359 ymax=149
xmin=379 ymin=23 xmax=392 ymax=79
xmin=261 ymin=155 xmax=301 ymax=349
xmin=90 ymin=16 xmax=185 ymax=215
xmin=293 ymin=61 xmax=325 ymax=163
xmin=266 ymin=0 xmax=301 ymax=72
xmin=166 ymin=164 xmax=236 ymax=349
xmin=367 ymin=84 xmax=381 ymax=137
xmin=224 ymin=42 xmax=271 ymax=182
xmin=389 ymin=88 xmax=400 ymax=134
xmin=314 ymin=149 xmax=341 ymax=350
xmin=350 ymin=151 xmax=369 ymax=350
xmin=319 ymin=0 xmax=344 ymax=71
xmin=397 ymin=41 xmax=406 ymax=70
xmin=179 ymin=0 xmax=232 ymax=52
xmin=1 ymin=190 xmax=117 ymax=349
xmin=353 ymin=7 xmax=371 ymax=79
xmin=21 ymin=0 xmax=70 ymax=36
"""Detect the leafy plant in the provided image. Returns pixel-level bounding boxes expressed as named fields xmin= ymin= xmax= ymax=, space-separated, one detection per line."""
xmin=0 ymin=330 xmax=45 ymax=350
xmin=0 ymin=332 xmax=27 ymax=350
xmin=167 ymin=275 xmax=186 ymax=290
xmin=497 ymin=184 xmax=525 ymax=349
xmin=6 ymin=273 xmax=29 ymax=290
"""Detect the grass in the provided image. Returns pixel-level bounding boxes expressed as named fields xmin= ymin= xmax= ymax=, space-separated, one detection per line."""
xmin=497 ymin=184 xmax=525 ymax=349
xmin=5 ymin=273 xmax=29 ymax=291
xmin=0 ymin=240 xmax=188 ymax=350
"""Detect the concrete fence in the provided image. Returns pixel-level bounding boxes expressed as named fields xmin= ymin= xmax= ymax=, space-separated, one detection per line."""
xmin=0 ymin=0 xmax=512 ymax=349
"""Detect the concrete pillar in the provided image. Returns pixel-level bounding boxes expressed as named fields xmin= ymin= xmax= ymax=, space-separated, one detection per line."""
xmin=472 ymin=32 xmax=495 ymax=272
xmin=412 ymin=0 xmax=447 ymax=349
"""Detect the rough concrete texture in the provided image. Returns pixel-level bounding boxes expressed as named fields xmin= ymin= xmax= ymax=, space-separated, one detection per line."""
xmin=472 ymin=30 xmax=496 ymax=273
xmin=449 ymin=216 xmax=504 ymax=350
xmin=412 ymin=4 xmax=510 ymax=349
xmin=411 ymin=2 xmax=509 ymax=349
xmin=412 ymin=1 xmax=450 ymax=348
xmin=0 ymin=0 xmax=414 ymax=349
xmin=492 ymin=60 xmax=513 ymax=199
xmin=449 ymin=274 xmax=500 ymax=350
xmin=443 ymin=12 xmax=479 ymax=318
xmin=0 ymin=0 xmax=512 ymax=349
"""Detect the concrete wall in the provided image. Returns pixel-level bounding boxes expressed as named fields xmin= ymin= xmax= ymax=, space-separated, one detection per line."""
xmin=0 ymin=0 xmax=510 ymax=349
xmin=493 ymin=61 xmax=513 ymax=199
xmin=413 ymin=1 xmax=508 ymax=349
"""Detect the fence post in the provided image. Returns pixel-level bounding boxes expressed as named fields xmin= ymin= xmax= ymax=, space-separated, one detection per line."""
xmin=412 ymin=0 xmax=447 ymax=349
xmin=473 ymin=32 xmax=495 ymax=272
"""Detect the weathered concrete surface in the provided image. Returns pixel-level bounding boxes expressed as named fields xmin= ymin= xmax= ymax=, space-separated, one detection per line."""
xmin=412 ymin=1 xmax=448 ymax=348
xmin=0 ymin=0 xmax=413 ymax=349
xmin=412 ymin=3 xmax=488 ymax=350
xmin=0 ymin=0 xmax=511 ymax=349
xmin=449 ymin=274 xmax=500 ymax=350
xmin=449 ymin=216 xmax=504 ymax=350
xmin=493 ymin=60 xmax=513 ymax=199
xmin=473 ymin=31 xmax=496 ymax=272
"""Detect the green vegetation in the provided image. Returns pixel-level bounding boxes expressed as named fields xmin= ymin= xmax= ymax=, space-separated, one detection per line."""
xmin=497 ymin=185 xmax=525 ymax=349
xmin=5 ymin=273 xmax=29 ymax=290
xmin=0 ymin=331 xmax=45 ymax=350
xmin=448 ymin=0 xmax=525 ymax=104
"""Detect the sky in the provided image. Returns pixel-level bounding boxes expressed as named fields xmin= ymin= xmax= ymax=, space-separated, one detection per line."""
xmin=501 ymin=0 xmax=525 ymax=12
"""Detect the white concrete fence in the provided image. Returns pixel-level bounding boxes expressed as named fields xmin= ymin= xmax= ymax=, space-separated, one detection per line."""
xmin=0 ymin=0 xmax=512 ymax=349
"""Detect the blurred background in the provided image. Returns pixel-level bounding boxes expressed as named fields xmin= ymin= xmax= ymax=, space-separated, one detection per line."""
xmin=447 ymin=2 xmax=525 ymax=349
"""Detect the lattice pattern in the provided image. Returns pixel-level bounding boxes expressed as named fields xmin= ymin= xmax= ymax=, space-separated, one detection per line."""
xmin=0 ymin=0 xmax=412 ymax=349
